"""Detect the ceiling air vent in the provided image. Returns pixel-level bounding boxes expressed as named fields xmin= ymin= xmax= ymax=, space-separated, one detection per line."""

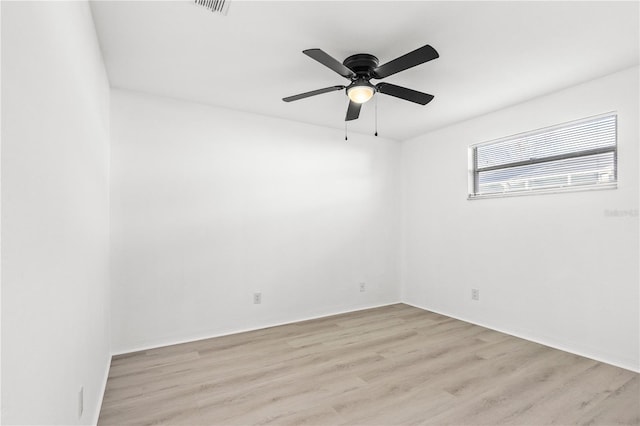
xmin=194 ymin=0 xmax=231 ymax=15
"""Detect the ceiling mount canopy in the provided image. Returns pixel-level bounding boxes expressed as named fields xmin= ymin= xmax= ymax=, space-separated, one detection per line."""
xmin=283 ymin=44 xmax=439 ymax=122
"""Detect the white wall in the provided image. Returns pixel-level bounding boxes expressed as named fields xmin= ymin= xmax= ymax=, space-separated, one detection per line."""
xmin=1 ymin=2 xmax=111 ymax=424
xmin=110 ymin=90 xmax=401 ymax=353
xmin=401 ymin=66 xmax=639 ymax=371
xmin=0 ymin=3 xmax=3 ymax=423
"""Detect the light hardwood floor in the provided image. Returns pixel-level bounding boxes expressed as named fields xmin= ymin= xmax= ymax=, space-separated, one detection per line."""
xmin=98 ymin=304 xmax=639 ymax=425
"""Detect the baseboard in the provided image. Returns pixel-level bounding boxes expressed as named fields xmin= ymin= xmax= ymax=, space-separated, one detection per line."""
xmin=92 ymin=353 xmax=112 ymax=426
xmin=112 ymin=300 xmax=402 ymax=356
xmin=403 ymin=301 xmax=639 ymax=373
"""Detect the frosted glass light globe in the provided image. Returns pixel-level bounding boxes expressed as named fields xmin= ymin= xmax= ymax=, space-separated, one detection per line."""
xmin=347 ymin=85 xmax=375 ymax=104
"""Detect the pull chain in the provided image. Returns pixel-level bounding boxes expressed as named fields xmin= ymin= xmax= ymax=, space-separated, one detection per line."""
xmin=345 ymin=121 xmax=348 ymax=141
xmin=374 ymin=95 xmax=378 ymax=137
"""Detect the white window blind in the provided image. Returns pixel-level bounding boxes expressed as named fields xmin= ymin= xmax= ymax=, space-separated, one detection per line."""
xmin=469 ymin=113 xmax=617 ymax=198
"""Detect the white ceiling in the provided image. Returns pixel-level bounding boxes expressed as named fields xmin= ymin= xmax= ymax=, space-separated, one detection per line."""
xmin=90 ymin=1 xmax=639 ymax=141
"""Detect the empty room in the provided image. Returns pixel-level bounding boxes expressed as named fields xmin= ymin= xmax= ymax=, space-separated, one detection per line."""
xmin=1 ymin=0 xmax=639 ymax=425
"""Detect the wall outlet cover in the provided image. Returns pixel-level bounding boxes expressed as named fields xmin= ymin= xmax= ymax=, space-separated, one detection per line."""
xmin=471 ymin=288 xmax=480 ymax=301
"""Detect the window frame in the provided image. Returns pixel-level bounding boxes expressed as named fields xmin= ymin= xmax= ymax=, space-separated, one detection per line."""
xmin=468 ymin=112 xmax=618 ymax=200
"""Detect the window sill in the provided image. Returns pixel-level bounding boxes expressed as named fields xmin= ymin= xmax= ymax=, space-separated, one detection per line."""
xmin=468 ymin=182 xmax=618 ymax=200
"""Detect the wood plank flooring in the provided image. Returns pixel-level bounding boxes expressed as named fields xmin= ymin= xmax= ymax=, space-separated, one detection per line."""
xmin=98 ymin=304 xmax=639 ymax=425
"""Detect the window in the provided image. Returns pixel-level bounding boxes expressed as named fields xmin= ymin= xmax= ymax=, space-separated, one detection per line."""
xmin=469 ymin=113 xmax=617 ymax=199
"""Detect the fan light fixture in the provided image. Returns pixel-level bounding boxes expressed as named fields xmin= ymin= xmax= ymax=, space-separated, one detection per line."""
xmin=347 ymin=84 xmax=375 ymax=104
xmin=282 ymin=45 xmax=439 ymax=124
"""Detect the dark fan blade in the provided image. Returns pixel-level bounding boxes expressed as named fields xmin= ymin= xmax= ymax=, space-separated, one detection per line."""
xmin=345 ymin=100 xmax=362 ymax=121
xmin=303 ymin=49 xmax=356 ymax=79
xmin=376 ymin=83 xmax=434 ymax=105
xmin=372 ymin=44 xmax=439 ymax=79
xmin=283 ymin=85 xmax=345 ymax=102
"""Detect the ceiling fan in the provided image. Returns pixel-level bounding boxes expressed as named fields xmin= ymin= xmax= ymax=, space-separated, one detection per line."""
xmin=283 ymin=44 xmax=439 ymax=121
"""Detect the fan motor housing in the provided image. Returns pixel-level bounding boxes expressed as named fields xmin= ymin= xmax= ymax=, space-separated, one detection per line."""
xmin=343 ymin=54 xmax=379 ymax=78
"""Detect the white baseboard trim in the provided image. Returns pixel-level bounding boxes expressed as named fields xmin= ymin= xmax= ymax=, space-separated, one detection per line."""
xmin=112 ymin=301 xmax=402 ymax=356
xmin=403 ymin=301 xmax=639 ymax=373
xmin=92 ymin=354 xmax=112 ymax=426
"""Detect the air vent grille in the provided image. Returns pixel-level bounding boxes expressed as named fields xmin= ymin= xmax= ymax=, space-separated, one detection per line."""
xmin=195 ymin=0 xmax=230 ymax=15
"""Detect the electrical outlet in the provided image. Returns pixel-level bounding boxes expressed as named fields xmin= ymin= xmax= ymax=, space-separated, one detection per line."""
xmin=78 ymin=386 xmax=84 ymax=418
xmin=253 ymin=292 xmax=262 ymax=304
xmin=471 ymin=288 xmax=480 ymax=301
xmin=359 ymin=283 xmax=366 ymax=292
